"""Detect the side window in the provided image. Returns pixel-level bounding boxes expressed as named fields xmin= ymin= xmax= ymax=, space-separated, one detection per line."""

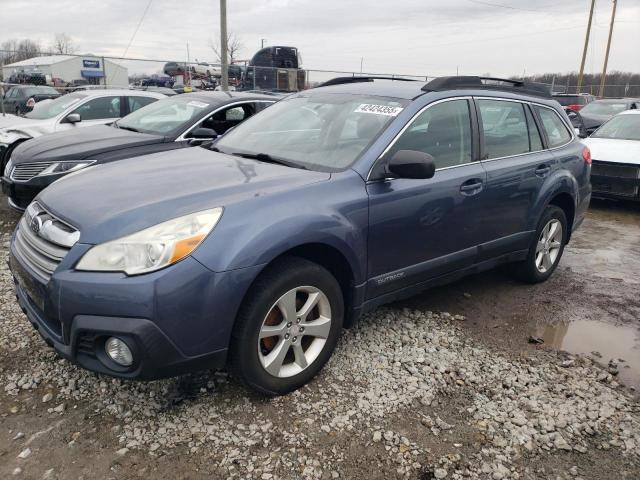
xmin=478 ymin=99 xmax=529 ymax=159
xmin=127 ymin=96 xmax=157 ymax=113
xmin=389 ymin=99 xmax=472 ymax=169
xmin=254 ymin=101 xmax=273 ymax=113
xmin=525 ymin=105 xmax=543 ymax=152
xmin=73 ymin=96 xmax=121 ymax=120
xmin=535 ymin=106 xmax=572 ymax=148
xmin=198 ymin=103 xmax=255 ymax=135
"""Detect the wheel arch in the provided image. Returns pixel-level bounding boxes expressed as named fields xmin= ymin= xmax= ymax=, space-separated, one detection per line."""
xmin=532 ymin=173 xmax=579 ymax=242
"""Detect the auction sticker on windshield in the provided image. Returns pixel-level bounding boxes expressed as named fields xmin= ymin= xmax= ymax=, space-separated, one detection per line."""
xmin=355 ymin=104 xmax=403 ymax=116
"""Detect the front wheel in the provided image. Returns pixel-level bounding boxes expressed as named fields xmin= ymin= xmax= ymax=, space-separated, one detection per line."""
xmin=228 ymin=257 xmax=344 ymax=395
xmin=515 ymin=205 xmax=568 ymax=283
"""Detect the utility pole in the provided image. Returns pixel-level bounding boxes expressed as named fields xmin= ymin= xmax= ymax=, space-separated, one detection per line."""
xmin=220 ymin=0 xmax=229 ymax=91
xmin=599 ymin=0 xmax=617 ymax=98
xmin=577 ymin=0 xmax=596 ymax=94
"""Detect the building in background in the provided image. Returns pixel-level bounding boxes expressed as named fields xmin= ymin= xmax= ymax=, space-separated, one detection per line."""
xmin=1 ymin=55 xmax=128 ymax=87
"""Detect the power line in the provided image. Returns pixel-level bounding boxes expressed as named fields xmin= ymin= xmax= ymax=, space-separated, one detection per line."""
xmin=109 ymin=0 xmax=154 ymax=85
xmin=464 ymin=0 xmax=540 ymax=13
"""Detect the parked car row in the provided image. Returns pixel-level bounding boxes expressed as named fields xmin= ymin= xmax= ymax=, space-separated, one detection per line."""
xmin=0 ymin=89 xmax=166 ymax=185
xmin=2 ymin=92 xmax=276 ymax=209
xmin=1 ymin=75 xmax=598 ymax=396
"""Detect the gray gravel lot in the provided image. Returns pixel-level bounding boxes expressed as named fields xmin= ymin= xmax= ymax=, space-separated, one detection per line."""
xmin=1 ymin=198 xmax=639 ymax=480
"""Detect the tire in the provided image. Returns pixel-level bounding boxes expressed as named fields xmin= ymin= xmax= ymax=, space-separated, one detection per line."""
xmin=228 ymin=257 xmax=344 ymax=396
xmin=515 ymin=205 xmax=568 ymax=283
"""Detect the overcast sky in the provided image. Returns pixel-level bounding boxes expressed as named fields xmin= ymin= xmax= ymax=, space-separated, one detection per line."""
xmin=1 ymin=0 xmax=639 ymax=78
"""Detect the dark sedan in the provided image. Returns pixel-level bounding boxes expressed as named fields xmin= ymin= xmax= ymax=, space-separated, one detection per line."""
xmin=1 ymin=91 xmax=277 ymax=210
xmin=570 ymin=98 xmax=640 ymax=136
xmin=1 ymin=85 xmax=61 ymax=115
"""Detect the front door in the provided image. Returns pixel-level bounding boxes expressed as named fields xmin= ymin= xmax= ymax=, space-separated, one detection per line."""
xmin=366 ymin=98 xmax=485 ymax=298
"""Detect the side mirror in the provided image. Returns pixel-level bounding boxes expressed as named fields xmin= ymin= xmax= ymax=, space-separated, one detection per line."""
xmin=63 ymin=113 xmax=81 ymax=124
xmin=189 ymin=127 xmax=218 ymax=143
xmin=387 ymin=150 xmax=436 ymax=179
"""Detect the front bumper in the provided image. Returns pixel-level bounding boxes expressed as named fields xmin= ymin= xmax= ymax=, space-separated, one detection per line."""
xmin=8 ymin=238 xmax=263 ymax=380
xmin=591 ymin=161 xmax=640 ymax=201
xmin=2 ymin=176 xmax=36 ymax=211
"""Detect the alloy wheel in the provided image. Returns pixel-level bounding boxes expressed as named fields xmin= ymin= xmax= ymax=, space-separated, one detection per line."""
xmin=257 ymin=286 xmax=332 ymax=378
xmin=535 ymin=219 xmax=563 ymax=273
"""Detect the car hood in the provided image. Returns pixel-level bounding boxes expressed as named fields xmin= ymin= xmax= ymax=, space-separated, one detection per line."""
xmin=11 ymin=125 xmax=165 ymax=164
xmin=0 ymin=114 xmax=53 ymax=140
xmin=583 ymin=137 xmax=640 ymax=165
xmin=38 ymin=147 xmax=330 ymax=244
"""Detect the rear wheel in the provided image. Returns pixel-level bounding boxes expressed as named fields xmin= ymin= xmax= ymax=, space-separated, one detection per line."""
xmin=515 ymin=205 xmax=567 ymax=283
xmin=228 ymin=257 xmax=344 ymax=395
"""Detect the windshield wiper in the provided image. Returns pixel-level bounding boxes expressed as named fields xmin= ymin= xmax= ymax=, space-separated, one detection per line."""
xmin=230 ymin=152 xmax=307 ymax=170
xmin=115 ymin=122 xmax=140 ymax=133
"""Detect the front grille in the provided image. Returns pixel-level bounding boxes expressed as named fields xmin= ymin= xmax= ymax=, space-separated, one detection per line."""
xmin=10 ymin=162 xmax=56 ymax=182
xmin=592 ymin=161 xmax=640 ymax=197
xmin=13 ymin=202 xmax=79 ymax=282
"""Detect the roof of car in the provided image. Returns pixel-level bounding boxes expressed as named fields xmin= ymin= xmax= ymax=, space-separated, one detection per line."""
xmin=71 ymin=89 xmax=166 ymax=99
xmin=593 ymin=97 xmax=640 ymax=103
xmin=308 ymin=79 xmax=427 ymax=100
xmin=183 ymin=91 xmax=281 ymax=102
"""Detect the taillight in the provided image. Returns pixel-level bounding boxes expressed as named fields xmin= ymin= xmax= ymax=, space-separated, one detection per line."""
xmin=582 ymin=146 xmax=592 ymax=165
xmin=26 ymin=97 xmax=36 ymax=108
xmin=567 ymin=104 xmax=583 ymax=112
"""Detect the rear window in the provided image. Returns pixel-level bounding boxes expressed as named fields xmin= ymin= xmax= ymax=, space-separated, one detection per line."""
xmin=23 ymin=86 xmax=59 ymax=96
xmin=554 ymin=96 xmax=588 ymax=107
xmin=535 ymin=106 xmax=572 ymax=148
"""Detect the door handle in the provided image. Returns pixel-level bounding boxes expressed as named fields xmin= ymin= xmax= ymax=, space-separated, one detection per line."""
xmin=460 ymin=178 xmax=484 ymax=196
xmin=535 ymin=165 xmax=551 ymax=177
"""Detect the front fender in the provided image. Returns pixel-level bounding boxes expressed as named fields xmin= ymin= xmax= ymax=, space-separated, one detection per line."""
xmin=529 ymin=170 xmax=578 ymax=231
xmin=0 ymin=129 xmax=32 ymax=146
xmin=191 ymin=172 xmax=369 ymax=285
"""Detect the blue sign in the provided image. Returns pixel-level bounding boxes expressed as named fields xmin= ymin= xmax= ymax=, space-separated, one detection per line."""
xmin=83 ymin=59 xmax=100 ymax=68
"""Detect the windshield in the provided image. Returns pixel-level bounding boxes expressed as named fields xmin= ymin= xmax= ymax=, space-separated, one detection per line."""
xmin=592 ymin=115 xmax=640 ymax=141
xmin=581 ymin=101 xmax=629 ymax=116
xmin=117 ymin=96 xmax=212 ymax=135
xmin=24 ymin=92 xmax=85 ymax=119
xmin=215 ymin=94 xmax=408 ymax=171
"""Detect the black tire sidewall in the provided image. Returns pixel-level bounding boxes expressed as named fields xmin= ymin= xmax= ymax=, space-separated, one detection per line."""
xmin=522 ymin=205 xmax=568 ymax=283
xmin=230 ymin=257 xmax=344 ymax=395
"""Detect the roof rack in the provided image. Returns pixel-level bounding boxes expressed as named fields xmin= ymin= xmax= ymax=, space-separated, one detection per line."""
xmin=319 ymin=76 xmax=419 ymax=87
xmin=422 ymin=76 xmax=551 ymax=98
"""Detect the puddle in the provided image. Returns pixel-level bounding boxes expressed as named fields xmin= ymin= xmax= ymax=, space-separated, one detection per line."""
xmin=533 ymin=319 xmax=640 ymax=390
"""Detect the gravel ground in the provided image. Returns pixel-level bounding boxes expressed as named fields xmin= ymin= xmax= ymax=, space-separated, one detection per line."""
xmin=1 ymin=199 xmax=639 ymax=480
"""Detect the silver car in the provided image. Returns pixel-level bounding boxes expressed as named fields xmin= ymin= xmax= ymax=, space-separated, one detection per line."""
xmin=0 ymin=89 xmax=166 ymax=171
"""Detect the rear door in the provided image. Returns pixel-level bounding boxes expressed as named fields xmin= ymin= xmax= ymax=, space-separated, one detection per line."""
xmin=366 ymin=97 xmax=486 ymax=298
xmin=474 ymin=97 xmax=553 ymax=261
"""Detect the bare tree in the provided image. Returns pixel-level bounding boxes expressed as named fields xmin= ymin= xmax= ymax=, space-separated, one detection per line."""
xmin=0 ymin=39 xmax=41 ymax=65
xmin=52 ymin=33 xmax=76 ymax=55
xmin=209 ymin=32 xmax=243 ymax=65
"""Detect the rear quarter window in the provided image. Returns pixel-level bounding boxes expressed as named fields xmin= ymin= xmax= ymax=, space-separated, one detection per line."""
xmin=534 ymin=106 xmax=572 ymax=148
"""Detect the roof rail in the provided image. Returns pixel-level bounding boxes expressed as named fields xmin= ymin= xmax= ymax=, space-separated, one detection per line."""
xmin=319 ymin=76 xmax=419 ymax=87
xmin=422 ymin=76 xmax=551 ymax=98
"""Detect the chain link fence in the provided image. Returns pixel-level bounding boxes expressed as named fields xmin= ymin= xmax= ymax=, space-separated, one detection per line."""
xmin=1 ymin=50 xmax=638 ymax=98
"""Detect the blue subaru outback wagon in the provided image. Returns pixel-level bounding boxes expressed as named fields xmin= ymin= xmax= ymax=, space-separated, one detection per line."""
xmin=9 ymin=76 xmax=591 ymax=395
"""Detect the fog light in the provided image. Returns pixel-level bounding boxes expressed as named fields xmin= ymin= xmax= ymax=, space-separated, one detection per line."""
xmin=105 ymin=337 xmax=133 ymax=367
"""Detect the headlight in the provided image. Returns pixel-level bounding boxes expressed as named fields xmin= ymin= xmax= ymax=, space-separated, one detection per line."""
xmin=75 ymin=208 xmax=223 ymax=275
xmin=38 ymin=161 xmax=95 ymax=176
xmin=3 ymin=158 xmax=12 ymax=177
